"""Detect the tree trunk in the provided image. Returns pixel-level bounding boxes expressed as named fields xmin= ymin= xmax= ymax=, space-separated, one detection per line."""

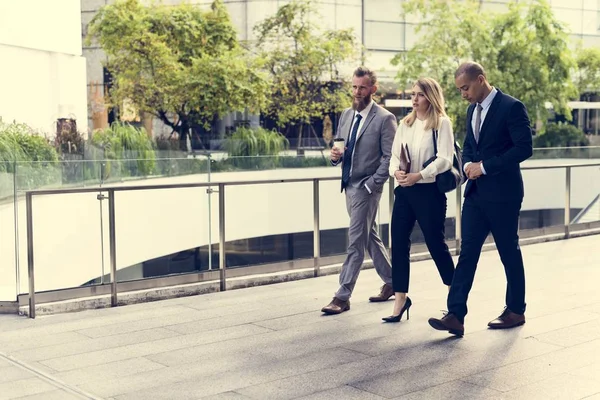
xmin=309 ymin=124 xmax=326 ymax=160
xmin=296 ymin=123 xmax=303 ymax=155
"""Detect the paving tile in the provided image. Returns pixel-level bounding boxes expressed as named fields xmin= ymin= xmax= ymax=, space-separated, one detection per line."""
xmin=296 ymin=385 xmax=386 ymax=400
xmin=0 ymin=377 xmax=57 ymax=399
xmin=0 ymin=365 xmax=33 ymax=384
xmin=394 ymin=380 xmax=502 ymax=400
xmin=9 ymin=389 xmax=85 ymax=400
xmin=53 ymin=357 xmax=165 ymax=385
xmin=11 ymin=327 xmax=180 ymax=363
xmin=462 ymin=339 xmax=600 ymax=392
xmin=532 ymin=317 xmax=600 ymax=347
xmin=110 ymin=348 xmax=371 ymax=400
xmin=495 ymin=373 xmax=600 ymax=400
xmin=40 ymin=323 xmax=271 ymax=372
xmin=197 ymin=392 xmax=254 ymax=400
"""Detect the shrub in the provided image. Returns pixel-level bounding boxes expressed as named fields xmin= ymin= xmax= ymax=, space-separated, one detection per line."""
xmin=0 ymin=121 xmax=60 ymax=193
xmin=223 ymin=127 xmax=288 ymax=157
xmin=91 ymin=122 xmax=156 ymax=179
xmin=533 ymin=122 xmax=590 ymax=148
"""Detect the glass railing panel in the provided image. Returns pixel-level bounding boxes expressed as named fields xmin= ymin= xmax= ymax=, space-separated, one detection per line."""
xmin=210 ymin=155 xmax=329 ymax=173
xmin=531 ymin=146 xmax=600 ymax=160
xmin=113 ymin=185 xmax=211 ymax=282
xmin=20 ymin=191 xmax=107 ymax=293
xmin=570 ymin=164 xmax=600 ymax=230
xmin=520 ymin=166 xmax=567 ymax=238
xmin=318 ymin=178 xmax=349 ymax=258
xmin=0 ymin=166 xmax=17 ymax=301
xmin=224 ymin=180 xmax=314 ymax=268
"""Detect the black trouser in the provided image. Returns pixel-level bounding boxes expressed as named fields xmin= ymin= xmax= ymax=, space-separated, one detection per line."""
xmin=391 ymin=183 xmax=455 ymax=293
xmin=447 ymin=187 xmax=526 ymax=322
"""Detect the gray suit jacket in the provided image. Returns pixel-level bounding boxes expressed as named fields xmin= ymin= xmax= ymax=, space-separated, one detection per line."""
xmin=334 ymin=103 xmax=397 ymax=193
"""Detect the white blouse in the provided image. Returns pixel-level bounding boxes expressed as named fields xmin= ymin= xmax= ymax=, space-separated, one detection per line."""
xmin=389 ymin=116 xmax=454 ymax=184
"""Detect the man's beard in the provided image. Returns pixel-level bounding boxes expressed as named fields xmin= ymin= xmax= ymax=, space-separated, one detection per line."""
xmin=352 ymin=94 xmax=371 ymax=111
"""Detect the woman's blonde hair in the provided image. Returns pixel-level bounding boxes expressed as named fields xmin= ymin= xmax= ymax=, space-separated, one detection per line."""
xmin=402 ymin=77 xmax=447 ymax=130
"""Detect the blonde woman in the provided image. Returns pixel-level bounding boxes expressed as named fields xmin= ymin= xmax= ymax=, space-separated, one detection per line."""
xmin=383 ymin=77 xmax=456 ymax=323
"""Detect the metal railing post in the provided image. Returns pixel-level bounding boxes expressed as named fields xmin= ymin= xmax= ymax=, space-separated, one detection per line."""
xmin=108 ymin=190 xmax=118 ymax=307
xmin=565 ymin=166 xmax=571 ymax=239
xmin=313 ymin=179 xmax=320 ymax=277
xmin=26 ymin=192 xmax=35 ymax=319
xmin=455 ymin=184 xmax=462 ymax=255
xmin=219 ymin=183 xmax=226 ymax=291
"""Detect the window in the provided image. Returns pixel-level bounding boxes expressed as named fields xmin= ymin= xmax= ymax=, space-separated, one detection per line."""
xmin=364 ymin=21 xmax=404 ymax=51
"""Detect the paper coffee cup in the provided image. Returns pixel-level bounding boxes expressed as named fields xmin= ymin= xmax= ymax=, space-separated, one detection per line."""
xmin=333 ymin=138 xmax=345 ymax=151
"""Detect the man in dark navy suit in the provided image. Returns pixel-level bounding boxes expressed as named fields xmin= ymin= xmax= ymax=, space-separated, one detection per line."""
xmin=428 ymin=62 xmax=533 ymax=336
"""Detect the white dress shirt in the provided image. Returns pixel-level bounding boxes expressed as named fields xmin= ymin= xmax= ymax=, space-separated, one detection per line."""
xmin=389 ymin=116 xmax=454 ymax=184
xmin=466 ymin=87 xmax=498 ymax=175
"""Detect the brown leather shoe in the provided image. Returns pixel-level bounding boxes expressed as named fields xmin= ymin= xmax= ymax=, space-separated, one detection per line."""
xmin=488 ymin=308 xmax=525 ymax=329
xmin=321 ymin=297 xmax=350 ymax=315
xmin=368 ymin=284 xmax=394 ymax=302
xmin=428 ymin=313 xmax=464 ymax=336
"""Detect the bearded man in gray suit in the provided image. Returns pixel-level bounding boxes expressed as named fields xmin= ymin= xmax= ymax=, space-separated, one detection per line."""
xmin=322 ymin=67 xmax=397 ymax=314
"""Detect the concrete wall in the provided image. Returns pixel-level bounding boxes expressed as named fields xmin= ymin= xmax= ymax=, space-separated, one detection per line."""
xmin=0 ymin=159 xmax=599 ymax=301
xmin=0 ymin=0 xmax=88 ymax=134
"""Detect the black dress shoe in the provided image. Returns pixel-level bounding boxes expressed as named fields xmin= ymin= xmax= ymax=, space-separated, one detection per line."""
xmin=428 ymin=312 xmax=464 ymax=336
xmin=488 ymin=308 xmax=525 ymax=329
xmin=382 ymin=297 xmax=412 ymax=323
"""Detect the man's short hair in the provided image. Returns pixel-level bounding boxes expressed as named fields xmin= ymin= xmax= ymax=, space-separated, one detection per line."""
xmin=353 ymin=66 xmax=377 ymax=86
xmin=455 ymin=62 xmax=486 ymax=81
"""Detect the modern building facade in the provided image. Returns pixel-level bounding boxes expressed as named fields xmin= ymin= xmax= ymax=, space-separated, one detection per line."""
xmin=0 ymin=0 xmax=88 ymax=135
xmin=81 ymin=0 xmax=600 ymax=136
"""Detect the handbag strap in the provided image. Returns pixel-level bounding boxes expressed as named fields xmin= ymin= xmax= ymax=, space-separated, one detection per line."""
xmin=431 ymin=129 xmax=438 ymax=155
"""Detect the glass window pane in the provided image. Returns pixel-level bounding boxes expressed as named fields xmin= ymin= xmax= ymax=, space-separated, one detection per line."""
xmin=365 ymin=21 xmax=404 ymax=51
xmin=364 ymin=0 xmax=402 ymax=23
xmin=552 ymin=0 xmax=583 ymax=8
xmin=555 ymin=8 xmax=583 ymax=34
xmin=582 ymin=10 xmax=599 ymax=33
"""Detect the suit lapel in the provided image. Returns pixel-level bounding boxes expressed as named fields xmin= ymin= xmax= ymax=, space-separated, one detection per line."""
xmin=355 ymin=103 xmax=378 ymax=145
xmin=340 ymin=109 xmax=353 ymax=141
xmin=478 ymin=89 xmax=503 ymax=145
xmin=466 ymin=103 xmax=475 ymax=138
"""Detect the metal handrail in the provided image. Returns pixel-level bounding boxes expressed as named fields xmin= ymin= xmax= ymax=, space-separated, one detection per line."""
xmin=23 ymin=162 xmax=600 ymax=318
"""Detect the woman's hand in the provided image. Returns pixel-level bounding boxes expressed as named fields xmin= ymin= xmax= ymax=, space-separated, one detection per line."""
xmin=398 ymin=172 xmax=422 ymax=187
xmin=394 ymin=170 xmax=405 ymax=182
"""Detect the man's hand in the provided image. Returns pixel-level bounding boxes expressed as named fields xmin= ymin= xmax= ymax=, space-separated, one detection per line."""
xmin=398 ymin=172 xmax=422 ymax=187
xmin=465 ymin=162 xmax=484 ymax=180
xmin=331 ymin=146 xmax=344 ymax=162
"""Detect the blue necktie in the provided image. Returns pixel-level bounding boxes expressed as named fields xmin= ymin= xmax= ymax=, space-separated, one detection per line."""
xmin=341 ymin=113 xmax=363 ymax=190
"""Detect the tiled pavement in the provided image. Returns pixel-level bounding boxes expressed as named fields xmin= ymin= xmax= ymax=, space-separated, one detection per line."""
xmin=1 ymin=235 xmax=599 ymax=400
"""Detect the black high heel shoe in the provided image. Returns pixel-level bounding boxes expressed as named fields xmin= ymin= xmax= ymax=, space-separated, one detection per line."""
xmin=382 ymin=297 xmax=412 ymax=323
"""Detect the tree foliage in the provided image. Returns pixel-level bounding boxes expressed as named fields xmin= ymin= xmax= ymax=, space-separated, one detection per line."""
xmin=574 ymin=47 xmax=600 ymax=95
xmin=87 ymin=0 xmax=269 ymax=148
xmin=393 ymin=0 xmax=577 ymax=139
xmin=533 ymin=122 xmax=589 ymax=147
xmin=254 ymin=0 xmax=359 ymax=140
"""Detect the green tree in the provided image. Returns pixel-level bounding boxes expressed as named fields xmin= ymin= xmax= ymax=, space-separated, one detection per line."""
xmin=254 ymin=0 xmax=359 ymax=149
xmin=393 ymin=0 xmax=577 ymax=140
xmin=574 ymin=47 xmax=600 ymax=95
xmin=87 ymin=0 xmax=269 ymax=150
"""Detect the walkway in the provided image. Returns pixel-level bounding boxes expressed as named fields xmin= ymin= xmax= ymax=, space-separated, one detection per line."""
xmin=0 ymin=235 xmax=599 ymax=400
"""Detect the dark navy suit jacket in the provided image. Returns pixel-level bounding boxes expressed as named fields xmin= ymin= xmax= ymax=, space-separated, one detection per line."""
xmin=463 ymin=89 xmax=533 ymax=203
